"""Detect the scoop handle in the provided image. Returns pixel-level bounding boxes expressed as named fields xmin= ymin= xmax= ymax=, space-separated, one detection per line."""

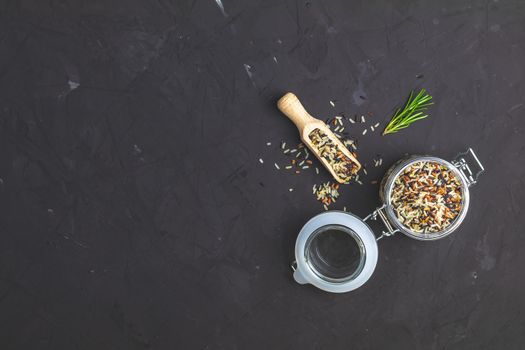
xmin=277 ymin=93 xmax=315 ymax=132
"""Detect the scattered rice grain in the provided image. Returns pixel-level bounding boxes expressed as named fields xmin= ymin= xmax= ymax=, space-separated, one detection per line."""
xmin=362 ymin=129 xmax=367 ymax=135
xmin=259 ymin=158 xmax=264 ymax=164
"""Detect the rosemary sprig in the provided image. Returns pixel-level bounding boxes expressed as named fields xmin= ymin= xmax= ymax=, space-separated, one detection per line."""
xmin=383 ymin=89 xmax=433 ymax=135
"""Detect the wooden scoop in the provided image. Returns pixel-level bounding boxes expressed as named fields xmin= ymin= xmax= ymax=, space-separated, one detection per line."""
xmin=277 ymin=92 xmax=361 ymax=183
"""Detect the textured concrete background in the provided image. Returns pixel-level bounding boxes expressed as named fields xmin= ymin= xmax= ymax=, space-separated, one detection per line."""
xmin=1 ymin=0 xmax=524 ymax=349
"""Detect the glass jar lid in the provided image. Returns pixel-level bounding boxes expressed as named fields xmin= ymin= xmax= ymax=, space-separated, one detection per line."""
xmin=293 ymin=211 xmax=378 ymax=293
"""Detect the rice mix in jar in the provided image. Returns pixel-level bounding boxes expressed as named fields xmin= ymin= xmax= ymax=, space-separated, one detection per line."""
xmin=390 ymin=161 xmax=463 ymax=233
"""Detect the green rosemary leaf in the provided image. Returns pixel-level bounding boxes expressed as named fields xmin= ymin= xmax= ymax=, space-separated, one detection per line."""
xmin=383 ymin=89 xmax=433 ymax=135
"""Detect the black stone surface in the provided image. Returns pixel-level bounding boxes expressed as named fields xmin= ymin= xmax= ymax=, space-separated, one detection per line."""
xmin=1 ymin=0 xmax=524 ymax=349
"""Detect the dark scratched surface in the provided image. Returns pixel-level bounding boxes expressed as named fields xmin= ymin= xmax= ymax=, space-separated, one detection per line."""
xmin=1 ymin=0 xmax=525 ymax=349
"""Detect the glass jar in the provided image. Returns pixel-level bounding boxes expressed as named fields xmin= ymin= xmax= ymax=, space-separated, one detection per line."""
xmin=292 ymin=148 xmax=485 ymax=293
